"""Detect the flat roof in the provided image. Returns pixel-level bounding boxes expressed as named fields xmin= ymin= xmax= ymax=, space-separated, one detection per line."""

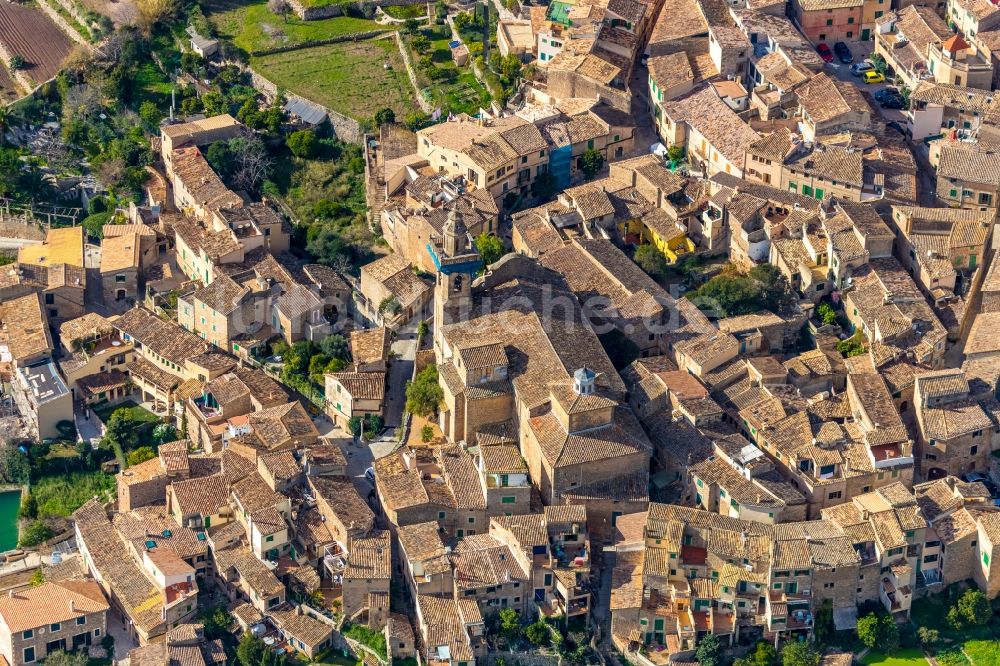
xmin=19 ymin=359 xmax=69 ymax=405
xmin=548 ymin=1 xmax=573 ymax=25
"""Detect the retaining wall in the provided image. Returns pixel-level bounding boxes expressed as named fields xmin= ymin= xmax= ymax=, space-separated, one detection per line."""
xmin=246 ymin=65 xmax=366 ymax=144
xmin=248 ymin=28 xmax=390 ymax=56
xmin=289 ymin=0 xmax=427 ymax=20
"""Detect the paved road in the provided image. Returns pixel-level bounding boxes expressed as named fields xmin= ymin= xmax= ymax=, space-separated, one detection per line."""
xmin=627 ymin=62 xmax=659 ymax=157
xmin=385 ymin=325 xmax=417 ymax=428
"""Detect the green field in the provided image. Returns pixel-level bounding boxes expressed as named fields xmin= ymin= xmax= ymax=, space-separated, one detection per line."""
xmin=252 ymin=39 xmax=419 ymax=120
xmin=963 ymin=641 xmax=1000 ymax=666
xmin=861 ymin=649 xmax=928 ymax=666
xmin=94 ymin=400 xmax=160 ymax=425
xmin=383 ymin=4 xmax=425 ymax=19
xmin=203 ymin=0 xmax=391 ymax=53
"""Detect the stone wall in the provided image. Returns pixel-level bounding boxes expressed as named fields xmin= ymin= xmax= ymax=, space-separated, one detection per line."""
xmin=479 ymin=652 xmax=561 ymax=666
xmin=249 ymin=29 xmax=390 ymax=56
xmin=35 ymin=0 xmax=91 ymax=47
xmin=289 ymin=0 xmax=428 ymax=20
xmin=246 ymin=65 xmax=365 ymax=144
xmin=50 ymin=0 xmax=94 ymax=40
xmin=389 ymin=32 xmax=433 ymax=113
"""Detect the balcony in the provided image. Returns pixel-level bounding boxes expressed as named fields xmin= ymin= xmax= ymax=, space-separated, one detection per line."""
xmin=193 ymin=393 xmax=223 ymax=420
xmin=322 ymin=542 xmax=349 ymax=581
xmin=787 ymin=608 xmax=813 ymax=630
xmin=567 ymin=596 xmax=589 ymax=616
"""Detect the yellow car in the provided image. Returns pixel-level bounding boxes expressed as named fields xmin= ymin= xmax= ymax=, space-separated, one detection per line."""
xmin=863 ymin=71 xmax=885 ymax=84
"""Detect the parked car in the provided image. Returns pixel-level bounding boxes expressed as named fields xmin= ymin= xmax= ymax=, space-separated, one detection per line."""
xmin=851 ymin=60 xmax=875 ymax=76
xmin=863 ymin=71 xmax=885 ymax=84
xmin=365 ymin=467 xmax=376 ymax=484
xmin=877 ymin=91 xmax=906 ymax=109
xmin=833 ymin=42 xmax=853 ymax=63
xmin=816 ymin=42 xmax=834 ymax=63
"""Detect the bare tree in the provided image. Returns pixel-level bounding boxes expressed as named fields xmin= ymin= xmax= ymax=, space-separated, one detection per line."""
xmin=268 ymin=0 xmax=292 ymax=22
xmin=229 ymin=131 xmax=271 ymax=193
xmin=62 ymin=84 xmax=101 ymax=123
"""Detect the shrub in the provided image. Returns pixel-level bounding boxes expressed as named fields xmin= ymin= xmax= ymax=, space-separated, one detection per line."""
xmin=525 ymin=621 xmax=550 ymax=646
xmin=287 ymin=129 xmax=318 ymax=158
xmin=344 ymin=623 xmax=387 ymax=660
xmin=421 ymin=424 xmax=434 ymax=443
xmin=836 ymin=331 xmax=867 ymax=357
xmin=816 ymin=301 xmax=838 ymax=326
xmin=19 ymin=519 xmax=53 ymax=547
xmin=634 ymin=244 xmax=668 ymax=277
xmin=8 ymin=55 xmax=24 ymax=71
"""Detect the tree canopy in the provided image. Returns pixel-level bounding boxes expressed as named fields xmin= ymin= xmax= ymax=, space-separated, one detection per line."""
xmin=406 ymin=364 xmax=444 ymax=417
xmin=688 ymin=264 xmax=794 ymax=317
xmin=475 ymin=233 xmax=504 ymax=267
xmin=857 ymin=612 xmax=899 ymax=654
xmin=781 ymin=641 xmax=821 ymax=666
xmin=580 ymin=148 xmax=604 ymax=179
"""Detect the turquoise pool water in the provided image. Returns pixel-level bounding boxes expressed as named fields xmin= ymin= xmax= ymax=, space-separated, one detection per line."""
xmin=0 ymin=490 xmax=20 ymax=552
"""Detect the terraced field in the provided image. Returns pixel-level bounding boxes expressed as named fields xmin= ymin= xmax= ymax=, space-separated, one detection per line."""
xmin=0 ymin=1 xmax=73 ymax=86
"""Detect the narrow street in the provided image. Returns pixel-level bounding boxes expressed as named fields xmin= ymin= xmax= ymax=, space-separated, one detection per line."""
xmin=627 ymin=62 xmax=659 ymax=157
xmin=384 ymin=323 xmax=417 ymax=429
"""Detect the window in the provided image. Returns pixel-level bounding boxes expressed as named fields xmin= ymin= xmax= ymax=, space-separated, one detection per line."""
xmin=266 ymin=535 xmax=274 ymax=542
xmin=802 ymin=185 xmax=813 ymax=196
xmin=827 ymin=491 xmax=842 ymax=500
xmin=51 ymin=623 xmax=61 ymax=632
xmin=847 ymin=16 xmax=854 ymax=22
xmin=23 ymin=630 xmax=33 ymax=639
xmin=501 ymin=496 xmax=516 ymax=504
xmin=77 ymin=616 xmax=86 ymax=625
xmin=438 ymin=511 xmax=446 ymax=519
xmin=984 ymin=551 xmax=990 ymax=566
xmin=24 ymin=648 xmax=35 ymax=664
xmin=826 ymin=18 xmax=833 ymax=25
xmin=468 ymin=517 xmax=475 ymax=524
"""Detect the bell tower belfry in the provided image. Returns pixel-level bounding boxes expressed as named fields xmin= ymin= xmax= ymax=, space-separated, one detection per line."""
xmin=431 ymin=208 xmax=481 ymax=335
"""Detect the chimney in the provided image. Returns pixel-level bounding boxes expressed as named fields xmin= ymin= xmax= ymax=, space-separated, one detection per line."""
xmin=70 ymin=599 xmax=75 ymax=613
